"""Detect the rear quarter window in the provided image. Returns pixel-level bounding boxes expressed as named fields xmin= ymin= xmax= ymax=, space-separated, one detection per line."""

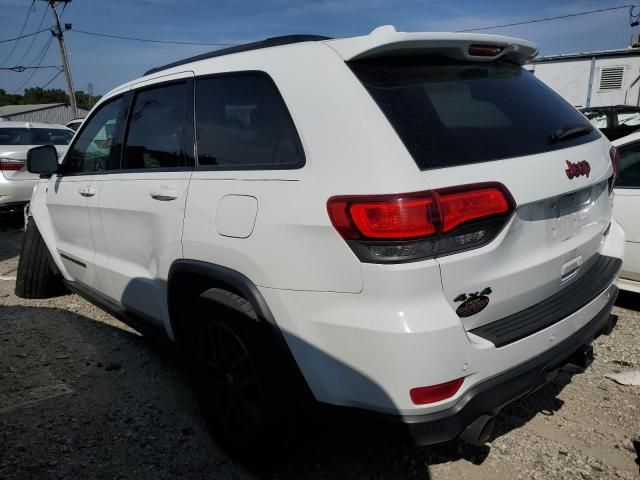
xmin=349 ymin=57 xmax=601 ymax=170
xmin=194 ymin=72 xmax=304 ymax=170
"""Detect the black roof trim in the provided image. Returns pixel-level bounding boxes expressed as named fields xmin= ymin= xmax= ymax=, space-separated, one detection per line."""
xmin=143 ymin=34 xmax=331 ymax=76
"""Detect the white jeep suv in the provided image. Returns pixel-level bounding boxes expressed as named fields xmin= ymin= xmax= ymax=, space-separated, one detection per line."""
xmin=16 ymin=26 xmax=624 ymax=457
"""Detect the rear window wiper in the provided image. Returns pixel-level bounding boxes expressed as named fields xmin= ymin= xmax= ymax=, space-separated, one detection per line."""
xmin=549 ymin=125 xmax=594 ymax=144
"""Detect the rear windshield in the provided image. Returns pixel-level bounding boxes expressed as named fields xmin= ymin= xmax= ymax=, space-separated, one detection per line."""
xmin=0 ymin=127 xmax=73 ymax=146
xmin=349 ymin=57 xmax=601 ymax=170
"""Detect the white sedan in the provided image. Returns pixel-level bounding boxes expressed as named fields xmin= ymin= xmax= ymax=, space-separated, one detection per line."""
xmin=612 ymin=131 xmax=640 ymax=293
xmin=0 ymin=122 xmax=73 ymax=213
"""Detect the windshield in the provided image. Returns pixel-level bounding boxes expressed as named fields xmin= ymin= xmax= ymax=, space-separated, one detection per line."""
xmin=349 ymin=57 xmax=601 ymax=170
xmin=0 ymin=127 xmax=73 ymax=146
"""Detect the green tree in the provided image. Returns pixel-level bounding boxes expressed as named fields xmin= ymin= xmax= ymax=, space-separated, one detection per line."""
xmin=0 ymin=88 xmax=101 ymax=111
xmin=0 ymin=89 xmax=21 ymax=107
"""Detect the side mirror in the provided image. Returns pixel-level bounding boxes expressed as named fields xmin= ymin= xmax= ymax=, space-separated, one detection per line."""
xmin=27 ymin=145 xmax=59 ymax=176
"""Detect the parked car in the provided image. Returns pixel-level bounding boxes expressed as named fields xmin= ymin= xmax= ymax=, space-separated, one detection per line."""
xmin=0 ymin=122 xmax=73 ymax=213
xmin=581 ymin=105 xmax=640 ymax=141
xmin=65 ymin=119 xmax=83 ymax=131
xmin=612 ymin=131 xmax=640 ymax=293
xmin=15 ymin=26 xmax=623 ymax=459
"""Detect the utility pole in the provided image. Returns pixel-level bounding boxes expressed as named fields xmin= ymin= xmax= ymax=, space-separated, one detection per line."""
xmin=41 ymin=0 xmax=77 ymax=118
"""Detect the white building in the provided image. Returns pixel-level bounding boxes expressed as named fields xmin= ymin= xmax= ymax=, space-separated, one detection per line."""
xmin=0 ymin=103 xmax=88 ymax=125
xmin=527 ymin=45 xmax=640 ymax=108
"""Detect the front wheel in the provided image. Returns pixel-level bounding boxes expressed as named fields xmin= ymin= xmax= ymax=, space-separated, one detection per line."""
xmin=15 ymin=218 xmax=66 ymax=299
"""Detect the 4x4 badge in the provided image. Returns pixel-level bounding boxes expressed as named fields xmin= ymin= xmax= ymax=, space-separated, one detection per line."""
xmin=454 ymin=287 xmax=492 ymax=318
xmin=565 ymin=160 xmax=590 ymax=179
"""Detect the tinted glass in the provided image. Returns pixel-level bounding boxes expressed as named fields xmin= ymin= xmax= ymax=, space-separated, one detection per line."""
xmin=122 ymin=82 xmax=188 ymax=170
xmin=349 ymin=57 xmax=601 ymax=170
xmin=66 ymin=97 xmax=123 ymax=174
xmin=617 ymin=143 xmax=640 ymax=188
xmin=0 ymin=128 xmax=73 ymax=146
xmin=195 ymin=73 xmax=303 ymax=168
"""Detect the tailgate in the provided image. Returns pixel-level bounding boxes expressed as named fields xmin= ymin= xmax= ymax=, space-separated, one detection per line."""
xmin=429 ymin=139 xmax=613 ymax=330
xmin=347 ymin=48 xmax=615 ymax=331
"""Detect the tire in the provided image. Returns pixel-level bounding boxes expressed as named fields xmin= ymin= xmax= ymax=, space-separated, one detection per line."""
xmin=185 ymin=289 xmax=299 ymax=464
xmin=15 ymin=218 xmax=66 ymax=299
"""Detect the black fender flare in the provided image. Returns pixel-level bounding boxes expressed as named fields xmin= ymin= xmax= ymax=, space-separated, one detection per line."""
xmin=167 ymin=259 xmax=314 ymax=401
xmin=168 ymin=259 xmax=277 ymax=327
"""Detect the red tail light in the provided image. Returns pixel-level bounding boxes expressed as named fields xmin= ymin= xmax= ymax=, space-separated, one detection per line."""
xmin=328 ymin=193 xmax=438 ymax=240
xmin=328 ymin=183 xmax=514 ymax=263
xmin=0 ymin=158 xmax=25 ymax=171
xmin=439 ymin=188 xmax=511 ymax=233
xmin=410 ymin=378 xmax=464 ymax=405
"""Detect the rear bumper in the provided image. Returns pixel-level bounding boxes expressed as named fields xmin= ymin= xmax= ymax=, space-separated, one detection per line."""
xmin=0 ymin=177 xmax=36 ymax=206
xmin=329 ymin=290 xmax=618 ymax=445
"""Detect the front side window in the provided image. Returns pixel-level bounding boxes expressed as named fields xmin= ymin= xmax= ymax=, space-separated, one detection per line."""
xmin=122 ymin=82 xmax=188 ymax=170
xmin=617 ymin=142 xmax=640 ymax=188
xmin=66 ymin=97 xmax=123 ymax=174
xmin=0 ymin=128 xmax=73 ymax=146
xmin=195 ymin=73 xmax=304 ymax=169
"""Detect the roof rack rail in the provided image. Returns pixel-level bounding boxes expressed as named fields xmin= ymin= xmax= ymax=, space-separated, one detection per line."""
xmin=143 ymin=34 xmax=331 ymax=76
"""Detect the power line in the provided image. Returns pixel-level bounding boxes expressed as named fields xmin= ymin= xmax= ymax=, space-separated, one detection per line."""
xmin=73 ymin=28 xmax=237 ymax=46
xmin=12 ymin=34 xmax=54 ymax=93
xmin=14 ymin=5 xmax=49 ymax=65
xmin=27 ymin=29 xmax=54 ymax=66
xmin=0 ymin=0 xmax=35 ymax=66
xmin=0 ymin=65 xmax=61 ymax=72
xmin=0 ymin=28 xmax=51 ymax=45
xmin=458 ymin=5 xmax=633 ymax=32
xmin=40 ymin=68 xmax=63 ymax=88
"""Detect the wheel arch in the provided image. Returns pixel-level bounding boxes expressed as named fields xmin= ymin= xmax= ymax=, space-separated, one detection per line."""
xmin=167 ymin=259 xmax=315 ymax=402
xmin=167 ymin=259 xmax=276 ymax=343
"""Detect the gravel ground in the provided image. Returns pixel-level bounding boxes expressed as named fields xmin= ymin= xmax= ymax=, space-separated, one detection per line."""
xmin=0 ymin=213 xmax=639 ymax=479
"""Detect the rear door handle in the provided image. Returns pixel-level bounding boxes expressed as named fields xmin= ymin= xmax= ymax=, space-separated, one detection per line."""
xmin=150 ymin=187 xmax=178 ymax=201
xmin=79 ymin=186 xmax=96 ymax=197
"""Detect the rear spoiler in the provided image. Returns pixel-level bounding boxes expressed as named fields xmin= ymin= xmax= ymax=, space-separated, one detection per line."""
xmin=325 ymin=25 xmax=538 ymax=65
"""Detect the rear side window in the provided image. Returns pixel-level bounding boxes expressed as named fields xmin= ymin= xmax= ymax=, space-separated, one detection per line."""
xmin=349 ymin=57 xmax=601 ymax=170
xmin=123 ymin=82 xmax=189 ymax=170
xmin=0 ymin=128 xmax=73 ymax=146
xmin=195 ymin=73 xmax=304 ymax=169
xmin=617 ymin=142 xmax=640 ymax=188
